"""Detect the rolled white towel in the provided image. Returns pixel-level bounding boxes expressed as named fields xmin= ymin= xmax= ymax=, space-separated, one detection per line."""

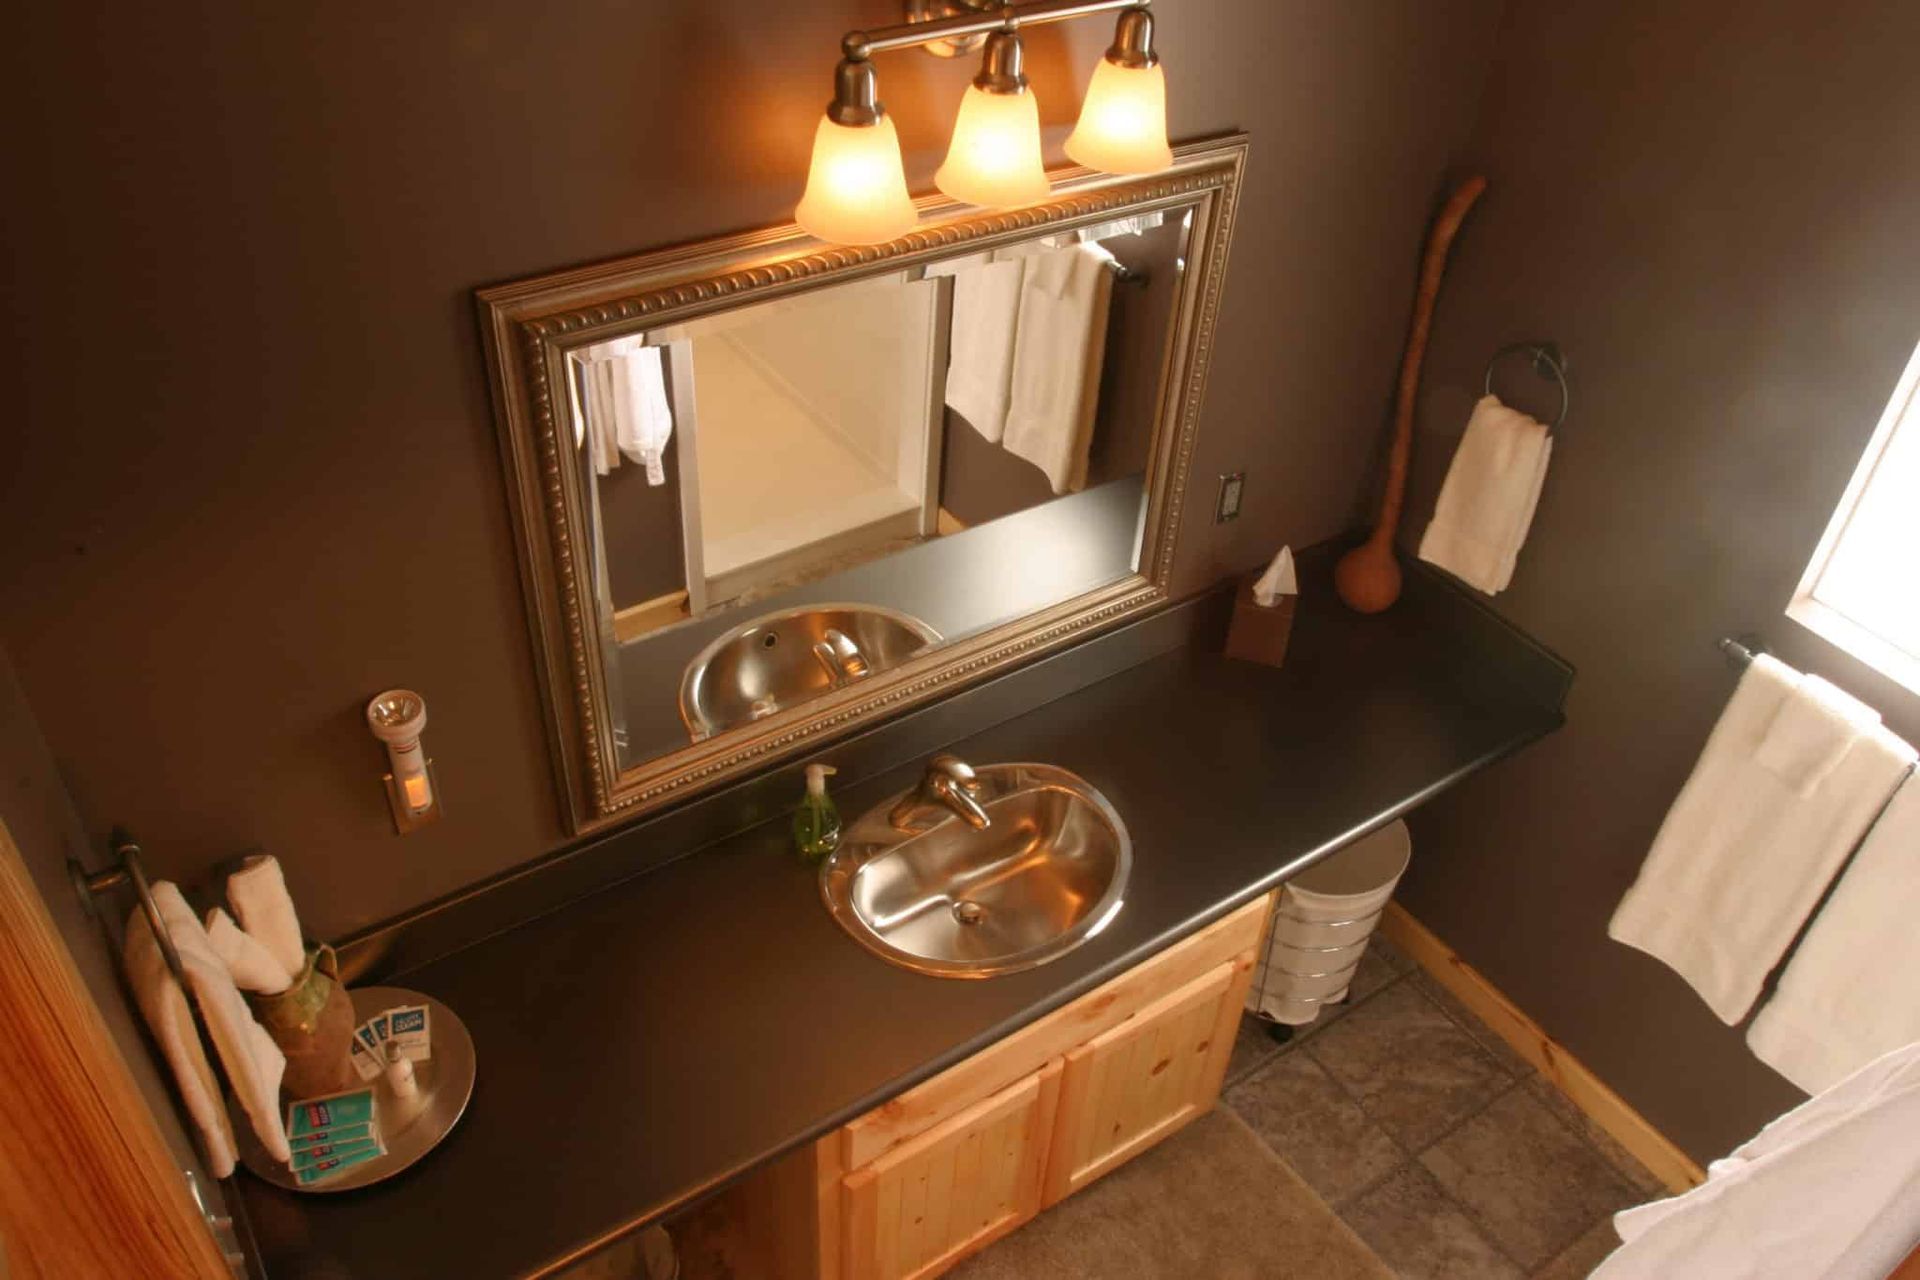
xmin=204 ymin=906 xmax=292 ymax=995
xmin=148 ymin=884 xmax=291 ymax=1164
xmin=226 ymin=854 xmax=305 ymax=982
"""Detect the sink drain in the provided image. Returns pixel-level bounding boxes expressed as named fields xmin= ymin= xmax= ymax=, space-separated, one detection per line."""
xmin=952 ymin=900 xmax=986 ymax=926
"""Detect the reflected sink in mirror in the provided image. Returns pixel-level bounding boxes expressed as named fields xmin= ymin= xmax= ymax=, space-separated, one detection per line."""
xmin=821 ymin=761 xmax=1130 ymax=979
xmin=679 ymin=604 xmax=941 ymax=741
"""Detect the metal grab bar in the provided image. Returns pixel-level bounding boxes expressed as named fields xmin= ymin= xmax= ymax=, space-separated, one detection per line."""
xmin=69 ymin=827 xmax=188 ymax=988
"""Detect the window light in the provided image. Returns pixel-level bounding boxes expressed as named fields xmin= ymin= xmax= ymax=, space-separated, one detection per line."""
xmin=1788 ymin=336 xmax=1920 ymax=694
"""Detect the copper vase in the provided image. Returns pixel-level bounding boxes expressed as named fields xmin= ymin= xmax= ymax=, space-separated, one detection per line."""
xmin=249 ymin=945 xmax=357 ymax=1101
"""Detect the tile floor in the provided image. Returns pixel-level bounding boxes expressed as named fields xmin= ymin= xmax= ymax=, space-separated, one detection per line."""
xmin=1223 ymin=937 xmax=1667 ymax=1279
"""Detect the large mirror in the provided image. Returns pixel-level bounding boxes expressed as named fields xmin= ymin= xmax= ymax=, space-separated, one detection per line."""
xmin=482 ymin=136 xmax=1246 ymax=832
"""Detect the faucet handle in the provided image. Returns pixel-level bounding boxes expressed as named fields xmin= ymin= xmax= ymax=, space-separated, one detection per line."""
xmin=928 ymin=753 xmax=980 ymax=791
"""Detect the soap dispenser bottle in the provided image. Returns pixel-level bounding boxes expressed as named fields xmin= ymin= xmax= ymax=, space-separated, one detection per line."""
xmin=793 ymin=763 xmax=841 ymax=862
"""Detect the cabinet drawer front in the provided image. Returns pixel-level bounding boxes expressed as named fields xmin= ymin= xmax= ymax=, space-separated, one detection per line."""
xmin=842 ymin=894 xmax=1271 ymax=1170
xmin=841 ymin=1061 xmax=1062 ymax=1280
xmin=1044 ymin=959 xmax=1238 ymax=1205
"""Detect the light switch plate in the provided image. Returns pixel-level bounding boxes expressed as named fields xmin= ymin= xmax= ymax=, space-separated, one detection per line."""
xmin=1216 ymin=472 xmax=1244 ymax=523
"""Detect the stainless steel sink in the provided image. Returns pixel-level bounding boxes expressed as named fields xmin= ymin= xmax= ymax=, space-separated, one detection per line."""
xmin=820 ymin=759 xmax=1131 ymax=979
xmin=678 ymin=603 xmax=941 ymax=741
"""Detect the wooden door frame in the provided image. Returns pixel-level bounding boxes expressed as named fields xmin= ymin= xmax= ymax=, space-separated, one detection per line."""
xmin=0 ymin=816 xmax=229 ymax=1278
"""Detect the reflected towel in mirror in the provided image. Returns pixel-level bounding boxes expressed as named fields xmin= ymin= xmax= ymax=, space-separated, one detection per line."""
xmin=581 ymin=337 xmax=675 ymax=484
xmin=937 ymin=251 xmax=1026 ymax=442
xmin=1002 ymin=243 xmax=1116 ymax=494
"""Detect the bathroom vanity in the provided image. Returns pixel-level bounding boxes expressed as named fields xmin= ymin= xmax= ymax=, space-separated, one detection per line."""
xmin=739 ymin=895 xmax=1270 ymax=1279
xmin=234 ymin=557 xmax=1569 ymax=1279
xmin=226 ymin=132 xmax=1570 ymax=1278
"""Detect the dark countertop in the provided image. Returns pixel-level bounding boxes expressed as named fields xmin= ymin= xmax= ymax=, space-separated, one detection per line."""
xmin=239 ymin=563 xmax=1568 ymax=1279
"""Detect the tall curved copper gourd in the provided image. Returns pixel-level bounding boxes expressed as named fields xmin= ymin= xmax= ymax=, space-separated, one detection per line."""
xmin=1335 ymin=175 xmax=1488 ymax=614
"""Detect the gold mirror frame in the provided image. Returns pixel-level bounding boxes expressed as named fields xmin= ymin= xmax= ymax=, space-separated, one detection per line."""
xmin=478 ymin=134 xmax=1247 ymax=834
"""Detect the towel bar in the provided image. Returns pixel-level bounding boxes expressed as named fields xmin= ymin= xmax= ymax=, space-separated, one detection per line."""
xmin=69 ymin=827 xmax=189 ymax=989
xmin=68 ymin=829 xmax=258 ymax=1237
xmin=1718 ymin=634 xmax=1766 ymax=670
xmin=1484 ymin=341 xmax=1569 ymax=432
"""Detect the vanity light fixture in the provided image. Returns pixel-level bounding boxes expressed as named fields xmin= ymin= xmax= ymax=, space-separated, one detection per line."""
xmin=1063 ymin=7 xmax=1173 ymax=174
xmin=934 ymin=27 xmax=1051 ymax=208
xmin=797 ymin=0 xmax=1174 ymax=246
xmin=366 ymin=688 xmax=441 ymax=833
xmin=795 ymin=57 xmax=920 ymax=246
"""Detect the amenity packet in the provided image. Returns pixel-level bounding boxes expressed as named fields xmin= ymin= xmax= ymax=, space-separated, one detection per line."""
xmin=289 ymin=1121 xmax=376 ymax=1152
xmin=348 ymin=1036 xmax=384 ymax=1082
xmin=287 ymin=1088 xmax=377 ymax=1143
xmin=295 ymin=1141 xmax=385 ymax=1186
xmin=291 ymin=1135 xmax=384 ymax=1172
xmin=386 ymin=1005 xmax=431 ymax=1061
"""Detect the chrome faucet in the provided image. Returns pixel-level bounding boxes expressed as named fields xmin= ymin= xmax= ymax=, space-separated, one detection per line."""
xmin=891 ymin=753 xmax=991 ymax=831
xmin=812 ymin=628 xmax=870 ymax=684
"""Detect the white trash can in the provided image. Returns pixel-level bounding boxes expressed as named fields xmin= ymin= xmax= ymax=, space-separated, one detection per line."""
xmin=1247 ymin=818 xmax=1411 ymax=1026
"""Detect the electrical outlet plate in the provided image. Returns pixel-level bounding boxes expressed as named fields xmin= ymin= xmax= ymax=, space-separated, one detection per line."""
xmin=1216 ymin=472 xmax=1244 ymax=523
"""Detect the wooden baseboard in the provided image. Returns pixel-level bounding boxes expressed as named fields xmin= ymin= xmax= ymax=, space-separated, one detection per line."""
xmin=1379 ymin=903 xmax=1705 ymax=1195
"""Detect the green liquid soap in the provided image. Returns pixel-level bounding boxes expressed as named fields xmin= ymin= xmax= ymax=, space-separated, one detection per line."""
xmin=793 ymin=763 xmax=841 ymax=862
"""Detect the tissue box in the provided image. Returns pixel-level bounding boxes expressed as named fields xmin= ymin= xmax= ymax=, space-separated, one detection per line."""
xmin=1223 ymin=572 xmax=1296 ymax=668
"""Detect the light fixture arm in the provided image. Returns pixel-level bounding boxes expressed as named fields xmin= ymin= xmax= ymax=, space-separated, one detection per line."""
xmin=844 ymin=0 xmax=1150 ymax=61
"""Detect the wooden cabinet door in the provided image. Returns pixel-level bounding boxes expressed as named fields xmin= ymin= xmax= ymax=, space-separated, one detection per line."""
xmin=840 ymin=1060 xmax=1062 ymax=1280
xmin=1042 ymin=959 xmax=1240 ymax=1206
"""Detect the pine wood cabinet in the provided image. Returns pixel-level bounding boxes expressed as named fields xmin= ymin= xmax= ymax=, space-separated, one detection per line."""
xmin=741 ymin=893 xmax=1271 ymax=1280
xmin=1041 ymin=960 xmax=1239 ymax=1206
xmin=841 ymin=1061 xmax=1061 ymax=1280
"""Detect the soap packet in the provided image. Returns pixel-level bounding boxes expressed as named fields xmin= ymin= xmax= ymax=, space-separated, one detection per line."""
xmin=290 ymin=1120 xmax=377 ymax=1152
xmin=385 ymin=1005 xmax=432 ymax=1062
xmin=353 ymin=1004 xmax=432 ymax=1066
xmin=288 ymin=1087 xmax=378 ymax=1145
xmin=291 ymin=1134 xmax=385 ymax=1172
xmin=348 ymin=1036 xmax=384 ymax=1083
xmin=295 ymin=1140 xmax=387 ymax=1186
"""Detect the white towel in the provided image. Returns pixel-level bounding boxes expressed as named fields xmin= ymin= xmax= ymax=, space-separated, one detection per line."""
xmin=1593 ymin=1040 xmax=1920 ymax=1279
xmin=226 ymin=853 xmax=305 ymax=982
xmin=1001 ymin=244 xmax=1115 ymax=494
xmin=611 ymin=345 xmax=674 ymax=485
xmin=939 ymin=252 xmax=1027 ymax=443
xmin=579 ymin=339 xmax=674 ymax=483
xmin=125 ymin=899 xmax=238 ymax=1177
xmin=204 ymin=906 xmax=292 ymax=995
xmin=1416 ymin=394 xmax=1552 ymax=594
xmin=1753 ymin=672 xmax=1882 ymax=797
xmin=1608 ymin=654 xmax=1916 ymax=1023
xmin=125 ymin=884 xmax=293 ymax=1171
xmin=1748 ymin=771 xmax=1920 ymax=1091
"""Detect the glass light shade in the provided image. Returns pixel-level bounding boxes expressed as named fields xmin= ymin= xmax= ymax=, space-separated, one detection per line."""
xmin=935 ymin=85 xmax=1051 ymax=208
xmin=1064 ymin=59 xmax=1173 ymax=175
xmin=795 ymin=114 xmax=918 ymax=246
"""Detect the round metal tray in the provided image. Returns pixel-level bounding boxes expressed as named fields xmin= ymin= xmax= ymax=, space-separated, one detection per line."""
xmin=236 ymin=986 xmax=475 ymax=1193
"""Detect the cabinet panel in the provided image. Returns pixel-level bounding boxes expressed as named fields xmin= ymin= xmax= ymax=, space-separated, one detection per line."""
xmin=1043 ymin=959 xmax=1239 ymax=1205
xmin=841 ymin=894 xmax=1270 ymax=1171
xmin=841 ymin=1060 xmax=1061 ymax=1280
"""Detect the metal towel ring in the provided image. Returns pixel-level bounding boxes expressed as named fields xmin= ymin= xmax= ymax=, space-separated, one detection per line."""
xmin=1483 ymin=341 xmax=1569 ymax=432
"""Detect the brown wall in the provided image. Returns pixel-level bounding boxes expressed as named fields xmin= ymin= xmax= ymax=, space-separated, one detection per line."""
xmin=1395 ymin=2 xmax=1920 ymax=1161
xmin=0 ymin=2 xmax=1501 ymax=939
